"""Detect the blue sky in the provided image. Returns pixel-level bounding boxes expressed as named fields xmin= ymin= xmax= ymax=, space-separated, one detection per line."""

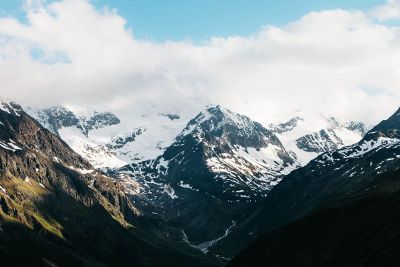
xmin=0 ymin=0 xmax=387 ymax=41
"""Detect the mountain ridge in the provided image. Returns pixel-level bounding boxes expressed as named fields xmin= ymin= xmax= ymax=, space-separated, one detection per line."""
xmin=226 ymin=105 xmax=400 ymax=266
xmin=23 ymin=102 xmax=369 ymax=262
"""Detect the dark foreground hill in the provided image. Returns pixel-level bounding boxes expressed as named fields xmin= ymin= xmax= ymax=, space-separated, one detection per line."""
xmin=229 ymin=171 xmax=400 ymax=267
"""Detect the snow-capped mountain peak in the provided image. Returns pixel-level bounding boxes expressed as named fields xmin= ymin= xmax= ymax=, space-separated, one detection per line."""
xmin=179 ymin=105 xmax=284 ymax=150
xmin=269 ymin=111 xmax=367 ymax=164
xmin=125 ymin=105 xmax=300 ymax=203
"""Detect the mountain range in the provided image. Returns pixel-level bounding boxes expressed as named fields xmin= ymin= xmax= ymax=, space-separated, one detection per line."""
xmin=3 ymin=99 xmax=400 ymax=266
xmin=27 ymin=103 xmax=370 ymax=261
xmin=27 ymin=105 xmax=367 ymax=169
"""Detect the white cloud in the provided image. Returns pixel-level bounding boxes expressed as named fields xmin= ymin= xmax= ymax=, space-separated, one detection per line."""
xmin=0 ymin=0 xmax=400 ymax=126
xmin=371 ymin=0 xmax=400 ymax=20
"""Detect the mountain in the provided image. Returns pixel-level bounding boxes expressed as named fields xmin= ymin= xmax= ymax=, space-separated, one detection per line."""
xmin=227 ymin=107 xmax=400 ymax=266
xmin=269 ymin=111 xmax=367 ymax=164
xmin=0 ymin=102 xmax=214 ymax=267
xmin=29 ymin=106 xmax=367 ymax=171
xmin=157 ymin=105 xmax=299 ymax=197
xmin=111 ymin=105 xmax=299 ymax=261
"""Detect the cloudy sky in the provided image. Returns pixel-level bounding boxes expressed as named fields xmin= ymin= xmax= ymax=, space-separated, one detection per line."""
xmin=1 ymin=0 xmax=400 ymax=125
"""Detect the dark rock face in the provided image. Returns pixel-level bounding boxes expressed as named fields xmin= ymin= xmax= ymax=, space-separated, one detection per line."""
xmin=226 ymin=106 xmax=400 ymax=266
xmin=80 ymin=111 xmax=121 ymax=136
xmin=29 ymin=106 xmax=120 ymax=136
xmin=269 ymin=116 xmax=303 ymax=134
xmin=0 ymin=102 xmax=213 ymax=267
xmin=296 ymin=129 xmax=343 ymax=153
xmin=106 ymin=127 xmax=146 ymax=150
xmin=162 ymin=113 xmax=181 ymax=121
xmin=32 ymin=106 xmax=80 ymax=135
xmin=346 ymin=121 xmax=368 ymax=136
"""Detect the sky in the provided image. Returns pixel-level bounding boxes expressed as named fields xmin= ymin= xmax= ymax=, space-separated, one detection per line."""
xmin=0 ymin=0 xmax=388 ymax=41
xmin=1 ymin=0 xmax=400 ymax=125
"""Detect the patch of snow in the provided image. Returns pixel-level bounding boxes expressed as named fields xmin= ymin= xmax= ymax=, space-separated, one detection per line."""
xmin=178 ymin=181 xmax=199 ymax=191
xmin=163 ymin=184 xmax=178 ymax=199
xmin=0 ymin=140 xmax=22 ymax=152
xmin=67 ymin=165 xmax=94 ymax=175
xmin=78 ymin=169 xmax=94 ymax=174
xmin=0 ymin=186 xmax=6 ymax=193
xmin=7 ymin=141 xmax=22 ymax=150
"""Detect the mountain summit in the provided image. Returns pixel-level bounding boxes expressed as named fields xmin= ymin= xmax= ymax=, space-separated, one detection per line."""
xmin=180 ymin=105 xmax=287 ymax=150
xmin=170 ymin=105 xmax=298 ymax=186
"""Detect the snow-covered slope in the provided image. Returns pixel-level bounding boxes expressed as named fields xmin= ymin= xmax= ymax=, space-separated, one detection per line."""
xmin=175 ymin=105 xmax=299 ymax=190
xmin=269 ymin=110 xmax=367 ymax=164
xmin=27 ymin=106 xmax=188 ymax=169
xmin=28 ymin=105 xmax=367 ymax=180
